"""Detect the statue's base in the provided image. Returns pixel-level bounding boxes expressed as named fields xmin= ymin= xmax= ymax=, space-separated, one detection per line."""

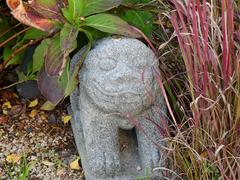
xmin=84 ymin=129 xmax=162 ymax=180
xmin=71 ymin=113 xmax=162 ymax=180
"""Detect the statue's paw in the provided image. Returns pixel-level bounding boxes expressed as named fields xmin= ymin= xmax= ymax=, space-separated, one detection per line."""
xmin=88 ymin=152 xmax=121 ymax=176
xmin=141 ymin=147 xmax=160 ymax=171
xmin=105 ymin=153 xmax=121 ymax=175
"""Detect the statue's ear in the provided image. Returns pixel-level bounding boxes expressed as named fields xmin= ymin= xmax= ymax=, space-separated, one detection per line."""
xmin=69 ymin=47 xmax=88 ymax=113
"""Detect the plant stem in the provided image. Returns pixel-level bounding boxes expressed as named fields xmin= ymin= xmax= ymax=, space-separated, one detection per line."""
xmin=2 ymin=38 xmax=43 ymax=68
xmin=0 ymin=27 xmax=31 ymax=48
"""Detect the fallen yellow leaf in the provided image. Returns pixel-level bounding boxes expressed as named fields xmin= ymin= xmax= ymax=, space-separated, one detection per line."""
xmin=42 ymin=160 xmax=55 ymax=167
xmin=40 ymin=114 xmax=47 ymax=121
xmin=28 ymin=99 xmax=38 ymax=108
xmin=62 ymin=115 xmax=72 ymax=125
xmin=2 ymin=101 xmax=12 ymax=109
xmin=70 ymin=157 xmax=80 ymax=170
xmin=29 ymin=110 xmax=38 ymax=118
xmin=6 ymin=154 xmax=21 ymax=163
xmin=13 ymin=93 xmax=19 ymax=98
xmin=40 ymin=101 xmax=55 ymax=111
xmin=2 ymin=109 xmax=8 ymax=115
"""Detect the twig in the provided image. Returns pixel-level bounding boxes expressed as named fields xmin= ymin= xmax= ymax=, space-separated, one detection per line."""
xmin=0 ymin=80 xmax=25 ymax=90
xmin=0 ymin=23 xmax=21 ymax=39
xmin=2 ymin=38 xmax=43 ymax=68
xmin=0 ymin=27 xmax=31 ymax=48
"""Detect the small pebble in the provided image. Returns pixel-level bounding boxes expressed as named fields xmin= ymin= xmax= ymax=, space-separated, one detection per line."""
xmin=137 ymin=166 xmax=142 ymax=171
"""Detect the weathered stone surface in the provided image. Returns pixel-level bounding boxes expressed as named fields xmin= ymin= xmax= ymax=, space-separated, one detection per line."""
xmin=70 ymin=38 xmax=166 ymax=180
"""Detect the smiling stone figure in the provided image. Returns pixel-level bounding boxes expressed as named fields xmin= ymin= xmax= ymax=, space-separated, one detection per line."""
xmin=70 ymin=38 xmax=166 ymax=180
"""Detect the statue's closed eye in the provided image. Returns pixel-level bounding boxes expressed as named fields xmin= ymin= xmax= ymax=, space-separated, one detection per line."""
xmin=98 ymin=58 xmax=117 ymax=71
xmin=132 ymin=56 xmax=148 ymax=69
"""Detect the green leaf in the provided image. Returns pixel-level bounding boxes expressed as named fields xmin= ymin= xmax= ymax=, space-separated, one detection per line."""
xmin=45 ymin=26 xmax=78 ymax=77
xmin=57 ymin=31 xmax=92 ymax=102
xmin=16 ymin=71 xmax=30 ymax=81
xmin=58 ymin=59 xmax=70 ymax=90
xmin=16 ymin=71 xmax=36 ymax=81
xmin=38 ymin=30 xmax=92 ymax=105
xmin=81 ymin=0 xmax=122 ymax=17
xmin=23 ymin=28 xmax=48 ymax=40
xmin=44 ymin=34 xmax=66 ymax=76
xmin=81 ymin=13 xmax=141 ymax=37
xmin=121 ymin=10 xmax=153 ymax=37
xmin=62 ymin=9 xmax=72 ymax=23
xmin=60 ymin=23 xmax=78 ymax=52
xmin=32 ymin=39 xmax=50 ymax=74
xmin=64 ymin=44 xmax=91 ymax=98
xmin=81 ymin=27 xmax=106 ymax=41
xmin=62 ymin=0 xmax=83 ymax=23
xmin=3 ymin=48 xmax=23 ymax=67
xmin=122 ymin=0 xmax=151 ymax=5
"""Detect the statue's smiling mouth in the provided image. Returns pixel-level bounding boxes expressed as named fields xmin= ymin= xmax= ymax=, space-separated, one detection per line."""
xmin=93 ymin=83 xmax=144 ymax=100
xmin=95 ymin=83 xmax=141 ymax=96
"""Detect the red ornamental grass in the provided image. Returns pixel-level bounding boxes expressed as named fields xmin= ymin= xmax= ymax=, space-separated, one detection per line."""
xmin=167 ymin=0 xmax=240 ymax=179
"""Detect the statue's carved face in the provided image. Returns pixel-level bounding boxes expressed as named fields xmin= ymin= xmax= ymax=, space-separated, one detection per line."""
xmin=81 ymin=38 xmax=158 ymax=114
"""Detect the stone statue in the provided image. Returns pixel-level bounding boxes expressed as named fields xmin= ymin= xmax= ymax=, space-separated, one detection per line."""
xmin=70 ymin=38 xmax=166 ymax=180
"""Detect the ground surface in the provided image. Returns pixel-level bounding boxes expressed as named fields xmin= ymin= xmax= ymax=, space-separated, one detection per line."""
xmin=0 ymin=90 xmax=84 ymax=179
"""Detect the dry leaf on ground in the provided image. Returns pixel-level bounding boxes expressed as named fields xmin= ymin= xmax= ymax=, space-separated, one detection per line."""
xmin=70 ymin=157 xmax=80 ymax=170
xmin=2 ymin=101 xmax=12 ymax=109
xmin=40 ymin=101 xmax=56 ymax=111
xmin=28 ymin=99 xmax=38 ymax=108
xmin=2 ymin=109 xmax=8 ymax=115
xmin=29 ymin=110 xmax=38 ymax=118
xmin=0 ymin=116 xmax=8 ymax=125
xmin=62 ymin=115 xmax=72 ymax=125
xmin=42 ymin=160 xmax=55 ymax=167
xmin=6 ymin=154 xmax=21 ymax=163
xmin=8 ymin=105 xmax=25 ymax=117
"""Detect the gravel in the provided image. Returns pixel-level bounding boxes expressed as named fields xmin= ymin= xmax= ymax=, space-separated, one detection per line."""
xmin=0 ymin=100 xmax=84 ymax=180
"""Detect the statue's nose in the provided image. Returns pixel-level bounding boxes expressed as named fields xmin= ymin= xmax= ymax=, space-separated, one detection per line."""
xmin=113 ymin=67 xmax=138 ymax=84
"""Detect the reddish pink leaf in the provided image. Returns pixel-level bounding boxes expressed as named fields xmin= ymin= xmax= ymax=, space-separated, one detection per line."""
xmin=29 ymin=0 xmax=65 ymax=22
xmin=6 ymin=0 xmax=58 ymax=32
xmin=38 ymin=68 xmax=65 ymax=104
xmin=44 ymin=34 xmax=67 ymax=76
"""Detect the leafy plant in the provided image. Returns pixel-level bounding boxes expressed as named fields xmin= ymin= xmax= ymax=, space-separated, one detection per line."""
xmin=5 ymin=0 xmax=147 ymax=107
xmin=119 ymin=0 xmax=155 ymax=38
xmin=18 ymin=155 xmax=31 ymax=180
